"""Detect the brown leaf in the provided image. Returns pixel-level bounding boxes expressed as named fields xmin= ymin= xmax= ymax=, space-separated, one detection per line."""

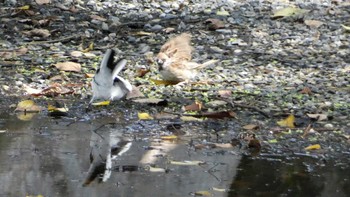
xmin=126 ymin=86 xmax=145 ymax=99
xmin=188 ymin=111 xmax=237 ymax=119
xmin=300 ymin=87 xmax=312 ymax=94
xmin=242 ymin=124 xmax=259 ymax=130
xmin=135 ymin=67 xmax=150 ymax=77
xmin=306 ymin=113 xmax=328 ymax=121
xmin=0 ymin=48 xmax=28 ymax=59
xmin=90 ymin=15 xmax=107 ymax=21
xmin=54 ymin=61 xmax=81 ymax=72
xmin=23 ymin=29 xmax=50 ymax=38
xmin=218 ymin=89 xmax=232 ymax=98
xmin=184 ymin=101 xmax=202 ymax=111
xmin=36 ymin=0 xmax=51 ymax=5
xmin=304 ymin=20 xmax=324 ymax=28
xmin=205 ymin=18 xmax=225 ymax=30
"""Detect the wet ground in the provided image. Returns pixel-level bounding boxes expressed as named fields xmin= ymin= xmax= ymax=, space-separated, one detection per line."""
xmin=0 ymin=111 xmax=349 ymax=197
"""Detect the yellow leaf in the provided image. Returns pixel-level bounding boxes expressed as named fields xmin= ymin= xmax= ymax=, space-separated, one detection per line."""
xmin=304 ymin=144 xmax=321 ymax=150
xmin=272 ymin=7 xmax=308 ymax=18
xmin=161 ymin=135 xmax=178 ymax=140
xmin=91 ymin=100 xmax=110 ymax=106
xmin=17 ymin=113 xmax=37 ymax=121
xmin=15 ymin=100 xmax=43 ymax=112
xmin=132 ymin=31 xmax=154 ymax=36
xmin=18 ymin=5 xmax=30 ymax=10
xmin=138 ymin=112 xmax=153 ymax=120
xmin=48 ymin=104 xmax=68 ymax=112
xmin=150 ymin=78 xmax=179 ymax=85
xmin=169 ymin=160 xmax=205 ymax=166
xmin=268 ymin=139 xmax=278 ymax=143
xmin=180 ymin=116 xmax=203 ymax=122
xmin=277 ymin=114 xmax=295 ymax=128
xmin=194 ymin=191 xmax=212 ymax=196
xmin=82 ymin=42 xmax=94 ymax=53
xmin=341 ymin=24 xmax=350 ymax=31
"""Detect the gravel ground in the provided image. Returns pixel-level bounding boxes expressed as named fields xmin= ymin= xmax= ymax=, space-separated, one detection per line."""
xmin=0 ymin=0 xmax=349 ymax=159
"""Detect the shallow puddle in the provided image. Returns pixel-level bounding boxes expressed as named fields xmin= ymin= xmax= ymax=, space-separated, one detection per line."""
xmin=0 ymin=113 xmax=349 ymax=197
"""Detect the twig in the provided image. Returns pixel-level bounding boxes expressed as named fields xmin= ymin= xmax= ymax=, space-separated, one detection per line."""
xmin=26 ymin=34 xmax=81 ymax=45
xmin=221 ymin=98 xmax=270 ymax=118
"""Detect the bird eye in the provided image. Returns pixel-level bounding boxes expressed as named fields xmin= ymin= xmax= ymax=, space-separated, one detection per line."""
xmin=113 ymin=78 xmax=120 ymax=83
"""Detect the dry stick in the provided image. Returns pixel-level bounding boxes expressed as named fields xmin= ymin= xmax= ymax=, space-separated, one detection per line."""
xmin=26 ymin=34 xmax=81 ymax=45
xmin=221 ymin=98 xmax=270 ymax=118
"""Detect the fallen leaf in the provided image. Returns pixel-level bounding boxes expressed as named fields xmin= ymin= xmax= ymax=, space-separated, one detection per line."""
xmin=194 ymin=191 xmax=212 ymax=196
xmin=135 ymin=67 xmax=150 ymax=77
xmin=218 ymin=89 xmax=232 ymax=98
xmin=304 ymin=20 xmax=324 ymax=28
xmin=70 ymin=51 xmax=83 ymax=57
xmin=126 ymin=86 xmax=145 ymax=99
xmin=306 ymin=113 xmax=328 ymax=121
xmin=272 ymin=7 xmax=308 ymax=18
xmin=163 ymin=27 xmax=175 ymax=33
xmin=169 ymin=160 xmax=205 ymax=166
xmin=183 ymin=101 xmax=202 ymax=111
xmin=85 ymin=73 xmax=94 ymax=78
xmin=216 ymin=10 xmax=230 ymax=16
xmin=300 ymin=87 xmax=312 ymax=94
xmin=36 ymin=0 xmax=50 ymax=5
xmin=187 ymin=111 xmax=237 ymax=119
xmin=91 ymin=100 xmax=110 ymax=106
xmin=146 ymin=166 xmax=166 ymax=173
xmin=17 ymin=113 xmax=37 ymax=121
xmin=18 ymin=5 xmax=30 ymax=10
xmin=242 ymin=124 xmax=259 ymax=130
xmin=132 ymin=31 xmax=154 ymax=36
xmin=138 ymin=112 xmax=153 ymax=120
xmin=160 ymin=135 xmax=178 ymax=140
xmin=153 ymin=112 xmax=178 ymax=119
xmin=277 ymin=114 xmax=295 ymax=128
xmin=90 ymin=14 xmax=107 ymax=21
xmin=54 ymin=62 xmax=81 ymax=72
xmin=212 ymin=143 xmax=233 ymax=148
xmin=15 ymin=100 xmax=43 ymax=112
xmin=81 ymin=43 xmax=94 ymax=53
xmin=304 ymin=144 xmax=321 ymax=150
xmin=48 ymin=103 xmax=68 ymax=117
xmin=132 ymin=98 xmax=167 ymax=105
xmin=23 ymin=29 xmax=51 ymax=38
xmin=150 ymin=78 xmax=179 ymax=85
xmin=341 ymin=24 xmax=350 ymax=31
xmin=205 ymin=18 xmax=225 ymax=30
xmin=180 ymin=116 xmax=203 ymax=122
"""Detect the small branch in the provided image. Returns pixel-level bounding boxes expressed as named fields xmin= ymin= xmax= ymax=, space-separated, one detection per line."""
xmin=26 ymin=34 xmax=81 ymax=45
xmin=221 ymin=98 xmax=270 ymax=118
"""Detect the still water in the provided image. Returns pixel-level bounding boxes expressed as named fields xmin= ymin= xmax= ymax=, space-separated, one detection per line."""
xmin=0 ymin=113 xmax=348 ymax=197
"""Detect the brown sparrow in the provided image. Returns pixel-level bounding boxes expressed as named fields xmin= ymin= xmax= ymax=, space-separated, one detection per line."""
xmin=157 ymin=33 xmax=218 ymax=83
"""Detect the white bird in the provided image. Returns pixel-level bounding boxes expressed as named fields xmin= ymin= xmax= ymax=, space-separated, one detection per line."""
xmin=90 ymin=49 xmax=132 ymax=104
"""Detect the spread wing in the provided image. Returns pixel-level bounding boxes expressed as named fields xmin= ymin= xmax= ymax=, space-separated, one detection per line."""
xmin=159 ymin=33 xmax=193 ymax=61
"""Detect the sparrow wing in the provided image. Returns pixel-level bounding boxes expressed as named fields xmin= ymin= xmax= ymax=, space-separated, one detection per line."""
xmin=160 ymin=33 xmax=193 ymax=61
